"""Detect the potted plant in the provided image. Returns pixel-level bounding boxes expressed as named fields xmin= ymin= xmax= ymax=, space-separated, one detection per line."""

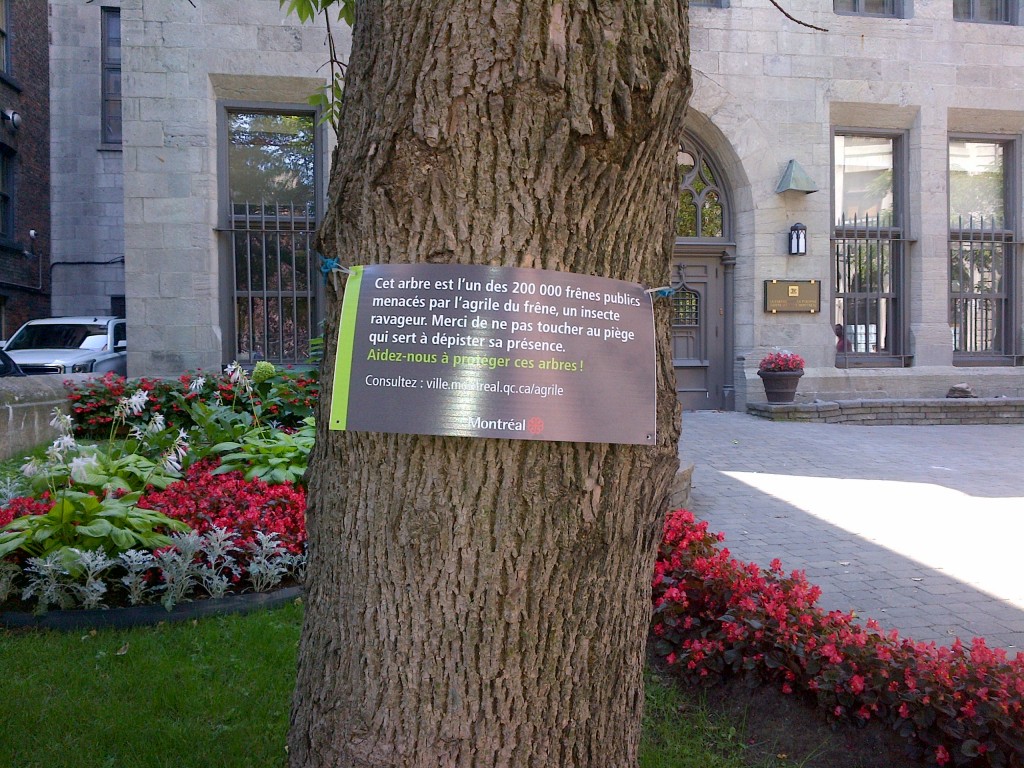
xmin=757 ymin=350 xmax=805 ymax=403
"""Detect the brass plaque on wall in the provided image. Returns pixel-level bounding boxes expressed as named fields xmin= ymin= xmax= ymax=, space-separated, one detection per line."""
xmin=763 ymin=280 xmax=821 ymax=313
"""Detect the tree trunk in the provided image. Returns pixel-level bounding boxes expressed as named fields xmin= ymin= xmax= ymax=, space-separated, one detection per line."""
xmin=289 ymin=2 xmax=690 ymax=766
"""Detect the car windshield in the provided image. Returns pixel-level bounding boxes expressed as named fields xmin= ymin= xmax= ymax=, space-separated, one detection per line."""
xmin=6 ymin=324 xmax=108 ymax=351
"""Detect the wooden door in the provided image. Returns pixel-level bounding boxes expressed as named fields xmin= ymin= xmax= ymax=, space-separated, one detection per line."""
xmin=671 ymin=258 xmax=726 ymax=410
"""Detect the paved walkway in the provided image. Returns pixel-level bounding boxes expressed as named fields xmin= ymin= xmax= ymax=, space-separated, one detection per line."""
xmin=677 ymin=411 xmax=1024 ymax=655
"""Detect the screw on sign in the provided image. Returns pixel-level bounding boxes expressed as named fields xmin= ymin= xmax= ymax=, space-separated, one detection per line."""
xmin=527 ymin=417 xmax=544 ymax=435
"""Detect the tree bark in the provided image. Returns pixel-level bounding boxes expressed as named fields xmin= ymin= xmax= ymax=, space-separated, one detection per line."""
xmin=289 ymin=2 xmax=690 ymax=766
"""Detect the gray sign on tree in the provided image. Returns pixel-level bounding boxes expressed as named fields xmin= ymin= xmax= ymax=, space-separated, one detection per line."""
xmin=330 ymin=264 xmax=657 ymax=444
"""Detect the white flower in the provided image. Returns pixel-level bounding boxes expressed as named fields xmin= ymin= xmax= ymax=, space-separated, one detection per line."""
xmin=47 ymin=434 xmax=78 ymax=461
xmin=128 ymin=424 xmax=147 ymax=442
xmin=21 ymin=458 xmax=43 ymax=478
xmin=161 ymin=429 xmax=189 ymax=474
xmin=69 ymin=454 xmax=100 ymax=484
xmin=226 ymin=362 xmax=243 ymax=384
xmin=125 ymin=389 xmax=149 ymax=416
xmin=189 ymin=376 xmax=206 ymax=393
xmin=147 ymin=413 xmax=167 ymax=434
xmin=49 ymin=408 xmax=74 ymax=436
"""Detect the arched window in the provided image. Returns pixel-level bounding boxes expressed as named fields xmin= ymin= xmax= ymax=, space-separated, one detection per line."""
xmin=675 ymin=136 xmax=730 ymax=240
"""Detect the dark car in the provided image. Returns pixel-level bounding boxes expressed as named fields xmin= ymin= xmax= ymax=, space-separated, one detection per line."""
xmin=0 ymin=348 xmax=25 ymax=377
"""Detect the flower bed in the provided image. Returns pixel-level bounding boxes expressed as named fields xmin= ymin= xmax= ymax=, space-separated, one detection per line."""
xmin=0 ymin=362 xmax=313 ymax=616
xmin=651 ymin=510 xmax=1024 ymax=768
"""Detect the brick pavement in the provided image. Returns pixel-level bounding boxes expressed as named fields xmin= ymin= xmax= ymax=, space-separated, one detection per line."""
xmin=677 ymin=411 xmax=1024 ymax=655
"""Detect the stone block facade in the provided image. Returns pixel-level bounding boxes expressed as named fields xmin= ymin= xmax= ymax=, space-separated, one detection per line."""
xmin=686 ymin=0 xmax=1024 ymax=408
xmin=48 ymin=0 xmax=338 ymax=375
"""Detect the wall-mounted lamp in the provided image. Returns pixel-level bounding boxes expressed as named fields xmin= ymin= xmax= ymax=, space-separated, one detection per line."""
xmin=775 ymin=159 xmax=818 ymax=194
xmin=788 ymin=223 xmax=807 ymax=255
xmin=1 ymin=109 xmax=21 ymax=131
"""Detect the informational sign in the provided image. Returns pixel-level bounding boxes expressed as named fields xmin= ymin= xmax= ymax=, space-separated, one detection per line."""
xmin=764 ymin=279 xmax=821 ymax=313
xmin=330 ymin=264 xmax=657 ymax=444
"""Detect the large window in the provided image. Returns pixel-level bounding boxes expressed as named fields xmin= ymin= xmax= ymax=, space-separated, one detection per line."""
xmin=953 ymin=0 xmax=1013 ymax=22
xmin=225 ymin=110 xmax=320 ymax=365
xmin=834 ymin=0 xmax=898 ymax=16
xmin=0 ymin=0 xmax=9 ymax=75
xmin=101 ymin=8 xmax=121 ymax=145
xmin=0 ymin=151 xmax=11 ymax=240
xmin=833 ymin=133 xmax=908 ymax=366
xmin=948 ymin=138 xmax=1018 ymax=363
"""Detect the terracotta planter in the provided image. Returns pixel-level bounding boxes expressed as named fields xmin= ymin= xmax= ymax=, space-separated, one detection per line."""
xmin=757 ymin=369 xmax=803 ymax=403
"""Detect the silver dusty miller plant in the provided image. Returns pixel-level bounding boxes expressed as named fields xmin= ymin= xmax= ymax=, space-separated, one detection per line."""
xmin=0 ymin=559 xmax=19 ymax=604
xmin=195 ymin=527 xmax=241 ymax=599
xmin=21 ymin=552 xmax=76 ymax=612
xmin=65 ymin=548 xmax=116 ymax=610
xmin=245 ymin=531 xmax=295 ymax=593
xmin=154 ymin=531 xmax=204 ymax=610
xmin=118 ymin=549 xmax=158 ymax=606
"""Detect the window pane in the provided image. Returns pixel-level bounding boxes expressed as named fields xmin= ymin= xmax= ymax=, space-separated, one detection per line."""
xmin=950 ymin=140 xmax=1006 ymax=229
xmin=228 ymin=112 xmax=315 ymax=208
xmin=978 ymin=0 xmax=1009 ymax=20
xmin=863 ymin=0 xmax=896 ymax=13
xmin=833 ymin=0 xmax=858 ymax=10
xmin=102 ymin=9 xmax=122 ymax=144
xmin=834 ymin=135 xmax=895 ymax=227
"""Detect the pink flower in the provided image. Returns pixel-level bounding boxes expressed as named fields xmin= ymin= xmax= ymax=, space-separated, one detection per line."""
xmin=935 ymin=745 xmax=950 ymax=766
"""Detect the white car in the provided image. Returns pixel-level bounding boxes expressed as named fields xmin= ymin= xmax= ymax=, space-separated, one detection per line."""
xmin=3 ymin=316 xmax=127 ymax=375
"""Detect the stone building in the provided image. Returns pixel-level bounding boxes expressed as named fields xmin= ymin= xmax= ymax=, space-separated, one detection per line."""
xmin=676 ymin=0 xmax=1024 ymax=409
xmin=49 ymin=0 xmax=338 ymax=375
xmin=0 ymin=0 xmax=50 ymax=339
xmin=43 ymin=2 xmax=1024 ymax=406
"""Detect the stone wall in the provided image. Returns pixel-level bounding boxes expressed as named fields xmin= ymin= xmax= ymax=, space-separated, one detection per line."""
xmin=121 ymin=0 xmax=341 ymax=376
xmin=687 ymin=0 xmax=1024 ymax=404
xmin=49 ymin=0 xmax=126 ymax=318
xmin=748 ymin=398 xmax=1024 ymax=425
xmin=0 ymin=376 xmax=82 ymax=462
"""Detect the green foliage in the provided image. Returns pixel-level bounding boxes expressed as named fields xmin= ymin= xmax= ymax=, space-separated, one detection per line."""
xmin=0 ymin=490 xmax=189 ymax=563
xmin=281 ymin=0 xmax=354 ymax=25
xmin=27 ymin=446 xmax=181 ymax=499
xmin=280 ymin=0 xmax=351 ymax=126
xmin=211 ymin=418 xmax=315 ymax=485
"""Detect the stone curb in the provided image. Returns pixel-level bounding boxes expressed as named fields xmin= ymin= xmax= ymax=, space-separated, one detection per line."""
xmin=1 ymin=585 xmax=303 ymax=632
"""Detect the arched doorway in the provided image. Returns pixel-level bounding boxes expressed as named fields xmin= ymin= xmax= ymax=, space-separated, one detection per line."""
xmin=671 ymin=134 xmax=735 ymax=410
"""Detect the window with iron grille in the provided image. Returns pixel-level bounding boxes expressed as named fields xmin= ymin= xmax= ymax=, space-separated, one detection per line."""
xmin=101 ymin=8 xmax=121 ymax=145
xmin=226 ymin=110 xmax=320 ymax=366
xmin=948 ymin=138 xmax=1019 ymax=363
xmin=953 ymin=0 xmax=1013 ymax=22
xmin=832 ymin=133 xmax=908 ymax=366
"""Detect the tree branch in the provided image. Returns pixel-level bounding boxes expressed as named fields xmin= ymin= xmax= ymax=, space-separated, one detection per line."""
xmin=767 ymin=0 xmax=829 ymax=32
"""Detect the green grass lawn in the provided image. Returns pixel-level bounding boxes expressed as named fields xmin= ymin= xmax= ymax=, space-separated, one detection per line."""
xmin=1 ymin=600 xmax=766 ymax=768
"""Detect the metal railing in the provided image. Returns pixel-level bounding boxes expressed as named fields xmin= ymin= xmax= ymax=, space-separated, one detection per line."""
xmin=832 ymin=213 xmax=907 ymax=364
xmin=949 ymin=215 xmax=1018 ymax=362
xmin=228 ymin=201 xmax=320 ymax=366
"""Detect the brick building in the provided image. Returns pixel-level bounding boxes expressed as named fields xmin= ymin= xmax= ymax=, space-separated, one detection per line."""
xmin=0 ymin=0 xmax=50 ymax=339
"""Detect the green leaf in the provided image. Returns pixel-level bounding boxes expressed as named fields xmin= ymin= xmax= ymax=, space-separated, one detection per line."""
xmin=76 ymin=519 xmax=115 ymax=538
xmin=0 ymin=534 xmax=26 ymax=559
xmin=108 ymin=527 xmax=137 ymax=550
